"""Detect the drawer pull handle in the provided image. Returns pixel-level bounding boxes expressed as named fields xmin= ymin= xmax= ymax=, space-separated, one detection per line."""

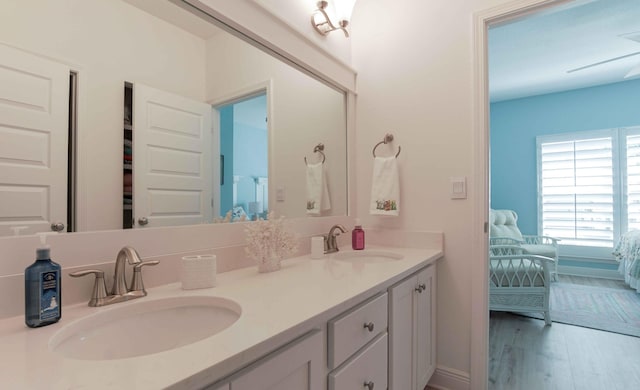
xmin=364 ymin=381 xmax=374 ymax=390
xmin=415 ymin=283 xmax=426 ymax=293
xmin=363 ymin=322 xmax=375 ymax=332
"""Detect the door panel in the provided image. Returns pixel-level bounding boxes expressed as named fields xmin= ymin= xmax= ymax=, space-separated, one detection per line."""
xmin=133 ymin=83 xmax=212 ymax=227
xmin=389 ymin=275 xmax=417 ymax=390
xmin=0 ymin=44 xmax=69 ymax=235
xmin=416 ymin=265 xmax=437 ymax=388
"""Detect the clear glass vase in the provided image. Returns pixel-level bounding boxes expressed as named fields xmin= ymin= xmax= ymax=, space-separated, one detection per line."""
xmin=257 ymin=254 xmax=281 ymax=273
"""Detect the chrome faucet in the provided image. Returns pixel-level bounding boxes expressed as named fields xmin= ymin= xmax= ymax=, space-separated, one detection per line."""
xmin=324 ymin=224 xmax=348 ymax=254
xmin=111 ymin=246 xmax=142 ymax=295
xmin=70 ymin=246 xmax=159 ymax=307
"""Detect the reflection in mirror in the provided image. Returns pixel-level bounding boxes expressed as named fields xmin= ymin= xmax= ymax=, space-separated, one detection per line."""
xmin=0 ymin=0 xmax=347 ymax=236
xmin=218 ymin=94 xmax=269 ymax=222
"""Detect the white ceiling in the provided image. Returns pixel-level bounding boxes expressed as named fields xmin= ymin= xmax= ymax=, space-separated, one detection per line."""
xmin=489 ymin=0 xmax=640 ymax=102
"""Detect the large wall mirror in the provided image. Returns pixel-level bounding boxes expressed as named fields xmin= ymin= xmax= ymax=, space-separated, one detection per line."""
xmin=0 ymin=0 xmax=348 ymax=237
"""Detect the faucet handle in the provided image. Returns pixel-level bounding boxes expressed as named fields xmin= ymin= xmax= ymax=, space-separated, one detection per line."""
xmin=129 ymin=260 xmax=160 ymax=295
xmin=69 ymin=269 xmax=108 ymax=307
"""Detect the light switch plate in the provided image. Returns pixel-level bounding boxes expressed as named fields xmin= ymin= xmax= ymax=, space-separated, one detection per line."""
xmin=450 ymin=176 xmax=467 ymax=199
xmin=276 ymin=186 xmax=285 ymax=202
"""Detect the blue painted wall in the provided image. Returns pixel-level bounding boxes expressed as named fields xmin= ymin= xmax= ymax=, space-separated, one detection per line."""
xmin=233 ymin=123 xmax=267 ymax=178
xmin=219 ymin=106 xmax=234 ymax=215
xmin=490 ymin=78 xmax=640 ymax=235
xmin=233 ymin=122 xmax=267 ymax=211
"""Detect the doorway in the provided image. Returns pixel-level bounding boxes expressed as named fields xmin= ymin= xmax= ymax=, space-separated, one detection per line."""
xmin=475 ymin=0 xmax=640 ymax=388
xmin=217 ymin=92 xmax=268 ymax=221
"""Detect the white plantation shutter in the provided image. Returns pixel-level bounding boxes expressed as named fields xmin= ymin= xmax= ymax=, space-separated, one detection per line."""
xmin=626 ymin=134 xmax=640 ymax=230
xmin=538 ymin=136 xmax=614 ymax=247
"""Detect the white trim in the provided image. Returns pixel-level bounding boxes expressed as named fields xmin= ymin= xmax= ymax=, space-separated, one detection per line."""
xmin=208 ymin=80 xmax=271 ymax=108
xmin=471 ymin=6 xmax=490 ymax=389
xmin=472 ymin=1 xmax=570 ymax=389
xmin=428 ymin=365 xmax=471 ymax=390
xmin=346 ymin=91 xmax=357 ymax=217
xmin=558 ymin=265 xmax=623 ymax=280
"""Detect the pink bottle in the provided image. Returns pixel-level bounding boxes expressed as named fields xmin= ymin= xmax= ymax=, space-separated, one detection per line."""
xmin=352 ymin=219 xmax=365 ymax=250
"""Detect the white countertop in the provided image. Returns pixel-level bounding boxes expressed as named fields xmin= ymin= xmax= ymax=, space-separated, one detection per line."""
xmin=0 ymin=246 xmax=441 ymax=389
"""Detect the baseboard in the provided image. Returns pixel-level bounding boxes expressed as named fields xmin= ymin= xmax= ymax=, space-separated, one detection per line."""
xmin=428 ymin=365 xmax=470 ymax=390
xmin=558 ymin=265 xmax=623 ymax=280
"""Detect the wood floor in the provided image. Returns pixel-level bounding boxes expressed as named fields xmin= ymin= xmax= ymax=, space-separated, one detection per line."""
xmin=489 ymin=275 xmax=640 ymax=390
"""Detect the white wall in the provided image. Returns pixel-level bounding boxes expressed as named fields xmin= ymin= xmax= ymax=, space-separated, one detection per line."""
xmin=204 ymin=33 xmax=348 ymax=218
xmin=350 ymin=0 xmax=510 ymax=383
xmin=0 ymin=0 xmax=207 ymax=231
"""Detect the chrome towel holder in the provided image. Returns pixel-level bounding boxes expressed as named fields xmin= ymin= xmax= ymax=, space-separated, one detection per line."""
xmin=372 ymin=133 xmax=401 ymax=158
xmin=304 ymin=143 xmax=326 ymax=165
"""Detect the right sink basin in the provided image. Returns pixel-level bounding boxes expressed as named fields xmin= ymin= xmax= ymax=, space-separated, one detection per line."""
xmin=333 ymin=250 xmax=404 ymax=263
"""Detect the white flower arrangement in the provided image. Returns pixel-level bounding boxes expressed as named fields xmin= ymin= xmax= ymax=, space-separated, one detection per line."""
xmin=245 ymin=211 xmax=298 ymax=272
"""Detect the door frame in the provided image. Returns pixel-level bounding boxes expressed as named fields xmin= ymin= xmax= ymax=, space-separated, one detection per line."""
xmin=471 ymin=0 xmax=569 ymax=388
xmin=209 ymin=80 xmax=273 ymax=218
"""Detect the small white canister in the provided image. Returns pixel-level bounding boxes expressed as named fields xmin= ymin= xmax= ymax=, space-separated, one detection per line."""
xmin=311 ymin=236 xmax=325 ymax=259
xmin=181 ymin=254 xmax=217 ymax=290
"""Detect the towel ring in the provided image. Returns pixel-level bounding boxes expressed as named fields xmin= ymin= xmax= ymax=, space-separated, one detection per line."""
xmin=304 ymin=143 xmax=326 ymax=165
xmin=372 ymin=133 xmax=401 ymax=158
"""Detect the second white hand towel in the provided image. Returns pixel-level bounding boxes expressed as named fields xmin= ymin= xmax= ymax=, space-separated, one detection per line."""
xmin=370 ymin=156 xmax=400 ymax=216
xmin=306 ymin=162 xmax=331 ymax=215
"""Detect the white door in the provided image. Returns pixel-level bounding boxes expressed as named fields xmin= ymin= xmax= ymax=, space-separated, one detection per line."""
xmin=133 ymin=83 xmax=212 ymax=228
xmin=416 ymin=265 xmax=437 ymax=388
xmin=389 ymin=275 xmax=417 ymax=390
xmin=0 ymin=44 xmax=69 ymax=236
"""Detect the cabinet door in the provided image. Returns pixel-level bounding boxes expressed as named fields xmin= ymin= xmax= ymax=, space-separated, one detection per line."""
xmin=232 ymin=330 xmax=323 ymax=390
xmin=389 ymin=274 xmax=417 ymax=390
xmin=416 ymin=264 xmax=437 ymax=389
xmin=329 ymin=333 xmax=388 ymax=390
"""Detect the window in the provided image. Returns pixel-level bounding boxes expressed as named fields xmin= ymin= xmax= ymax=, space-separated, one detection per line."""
xmin=626 ymin=134 xmax=640 ymax=230
xmin=537 ymin=127 xmax=640 ymax=249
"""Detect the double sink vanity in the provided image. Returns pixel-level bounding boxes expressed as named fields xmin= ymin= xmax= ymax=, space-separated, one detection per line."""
xmin=0 ymin=244 xmax=442 ymax=389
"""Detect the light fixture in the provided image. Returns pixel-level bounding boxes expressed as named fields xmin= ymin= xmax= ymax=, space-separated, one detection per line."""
xmin=311 ymin=0 xmax=356 ymax=38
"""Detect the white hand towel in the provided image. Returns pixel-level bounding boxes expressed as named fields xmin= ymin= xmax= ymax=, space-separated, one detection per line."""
xmin=306 ymin=162 xmax=331 ymax=215
xmin=370 ymin=156 xmax=400 ymax=216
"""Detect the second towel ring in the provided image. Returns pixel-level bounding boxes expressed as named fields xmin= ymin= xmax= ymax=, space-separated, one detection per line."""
xmin=372 ymin=133 xmax=401 ymax=158
xmin=304 ymin=143 xmax=326 ymax=165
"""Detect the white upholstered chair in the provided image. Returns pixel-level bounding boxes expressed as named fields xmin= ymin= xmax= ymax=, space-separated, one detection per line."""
xmin=489 ymin=209 xmax=560 ymax=281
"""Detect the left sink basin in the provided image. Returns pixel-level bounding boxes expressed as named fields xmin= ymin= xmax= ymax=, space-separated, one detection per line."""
xmin=49 ymin=296 xmax=241 ymax=360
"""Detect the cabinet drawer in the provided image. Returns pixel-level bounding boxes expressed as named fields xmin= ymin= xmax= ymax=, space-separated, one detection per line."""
xmin=328 ymin=332 xmax=388 ymax=390
xmin=328 ymin=292 xmax=388 ymax=368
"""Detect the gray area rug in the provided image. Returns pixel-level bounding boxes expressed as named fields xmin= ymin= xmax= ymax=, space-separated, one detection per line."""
xmin=519 ymin=282 xmax=640 ymax=337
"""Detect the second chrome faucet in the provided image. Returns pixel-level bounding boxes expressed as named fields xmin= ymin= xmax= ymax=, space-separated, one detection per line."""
xmin=324 ymin=224 xmax=348 ymax=254
xmin=70 ymin=246 xmax=159 ymax=307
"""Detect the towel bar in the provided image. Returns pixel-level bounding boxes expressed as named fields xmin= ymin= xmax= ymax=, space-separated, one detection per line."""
xmin=304 ymin=143 xmax=326 ymax=165
xmin=372 ymin=133 xmax=401 ymax=158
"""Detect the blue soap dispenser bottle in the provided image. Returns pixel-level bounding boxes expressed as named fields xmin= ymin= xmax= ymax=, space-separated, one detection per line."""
xmin=25 ymin=233 xmax=62 ymax=328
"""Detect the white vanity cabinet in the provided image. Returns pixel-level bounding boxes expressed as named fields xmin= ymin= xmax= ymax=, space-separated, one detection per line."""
xmin=207 ymin=330 xmax=323 ymax=390
xmin=201 ymin=257 xmax=439 ymax=390
xmin=389 ymin=264 xmax=437 ymax=390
